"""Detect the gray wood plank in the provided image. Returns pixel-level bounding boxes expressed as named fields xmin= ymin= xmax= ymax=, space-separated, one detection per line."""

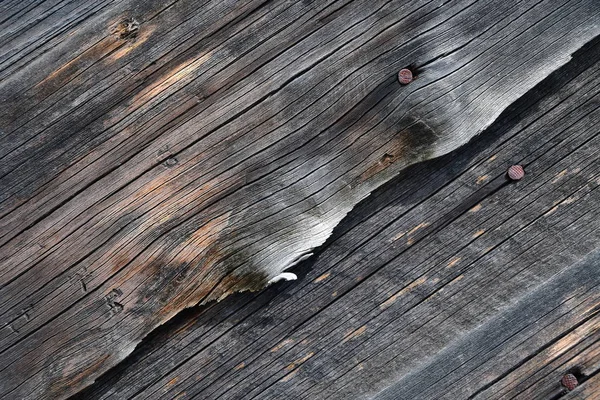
xmin=374 ymin=250 xmax=600 ymax=400
xmin=1 ymin=0 xmax=599 ymax=398
xmin=71 ymin=36 xmax=600 ymax=400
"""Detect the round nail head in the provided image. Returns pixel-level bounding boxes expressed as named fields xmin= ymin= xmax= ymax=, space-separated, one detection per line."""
xmin=398 ymin=69 xmax=413 ymax=85
xmin=507 ymin=165 xmax=525 ymax=181
xmin=561 ymin=373 xmax=578 ymax=391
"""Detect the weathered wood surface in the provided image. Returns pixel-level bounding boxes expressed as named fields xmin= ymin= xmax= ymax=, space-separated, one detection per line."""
xmin=69 ymin=36 xmax=600 ymax=400
xmin=0 ymin=0 xmax=599 ymax=398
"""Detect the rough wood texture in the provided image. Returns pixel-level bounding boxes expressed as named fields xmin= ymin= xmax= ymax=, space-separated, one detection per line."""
xmin=68 ymin=36 xmax=600 ymax=400
xmin=1 ymin=0 xmax=599 ymax=399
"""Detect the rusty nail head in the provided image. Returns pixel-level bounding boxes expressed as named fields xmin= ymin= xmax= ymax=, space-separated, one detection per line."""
xmin=507 ymin=165 xmax=525 ymax=181
xmin=561 ymin=373 xmax=578 ymax=391
xmin=398 ymin=69 xmax=413 ymax=85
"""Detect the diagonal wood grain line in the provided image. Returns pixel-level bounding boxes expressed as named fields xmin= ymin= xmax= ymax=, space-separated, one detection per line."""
xmin=374 ymin=249 xmax=600 ymax=400
xmin=0 ymin=0 xmax=599 ymax=398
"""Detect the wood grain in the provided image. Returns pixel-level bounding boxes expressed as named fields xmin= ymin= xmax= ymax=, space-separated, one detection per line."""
xmin=73 ymin=35 xmax=600 ymax=400
xmin=0 ymin=0 xmax=599 ymax=398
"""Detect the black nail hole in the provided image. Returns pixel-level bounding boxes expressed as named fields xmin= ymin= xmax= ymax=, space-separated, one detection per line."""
xmin=381 ymin=153 xmax=394 ymax=162
xmin=568 ymin=366 xmax=585 ymax=380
